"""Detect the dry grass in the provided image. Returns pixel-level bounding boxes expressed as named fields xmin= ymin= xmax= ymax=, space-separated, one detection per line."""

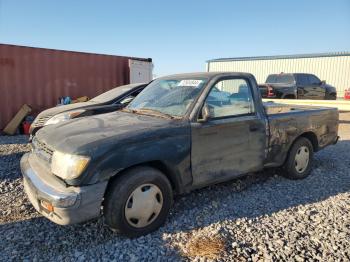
xmin=180 ymin=234 xmax=226 ymax=260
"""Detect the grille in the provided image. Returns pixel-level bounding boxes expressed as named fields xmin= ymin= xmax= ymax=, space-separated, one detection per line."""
xmin=32 ymin=114 xmax=54 ymax=127
xmin=32 ymin=137 xmax=54 ymax=162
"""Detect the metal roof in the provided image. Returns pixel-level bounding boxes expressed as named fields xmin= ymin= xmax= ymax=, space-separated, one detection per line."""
xmin=0 ymin=43 xmax=152 ymax=62
xmin=207 ymin=52 xmax=350 ymax=63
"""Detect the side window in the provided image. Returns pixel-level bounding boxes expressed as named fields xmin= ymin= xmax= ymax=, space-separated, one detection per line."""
xmin=297 ymin=74 xmax=308 ymax=86
xmin=308 ymin=75 xmax=321 ymax=85
xmin=204 ymin=79 xmax=255 ymax=118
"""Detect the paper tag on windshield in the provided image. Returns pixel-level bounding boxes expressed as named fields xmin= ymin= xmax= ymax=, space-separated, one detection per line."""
xmin=178 ymin=79 xmax=203 ymax=87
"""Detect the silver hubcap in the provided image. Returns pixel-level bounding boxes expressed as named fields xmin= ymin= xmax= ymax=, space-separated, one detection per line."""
xmin=294 ymin=146 xmax=310 ymax=173
xmin=124 ymin=184 xmax=163 ymax=228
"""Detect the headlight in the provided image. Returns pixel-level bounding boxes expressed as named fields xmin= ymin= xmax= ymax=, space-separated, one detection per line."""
xmin=45 ymin=110 xmax=85 ymax=125
xmin=51 ymin=151 xmax=90 ymax=179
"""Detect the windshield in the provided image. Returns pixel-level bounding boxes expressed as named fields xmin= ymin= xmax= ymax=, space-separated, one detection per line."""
xmin=91 ymin=85 xmax=135 ymax=103
xmin=266 ymin=74 xmax=295 ymax=84
xmin=127 ymin=78 xmax=207 ymax=117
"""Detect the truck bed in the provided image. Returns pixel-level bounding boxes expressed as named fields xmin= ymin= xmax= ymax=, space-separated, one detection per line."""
xmin=263 ymin=101 xmax=339 ymax=167
xmin=263 ymin=101 xmax=334 ymax=115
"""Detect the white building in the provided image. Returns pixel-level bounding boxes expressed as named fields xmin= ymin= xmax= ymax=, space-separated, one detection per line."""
xmin=206 ymin=52 xmax=350 ymax=97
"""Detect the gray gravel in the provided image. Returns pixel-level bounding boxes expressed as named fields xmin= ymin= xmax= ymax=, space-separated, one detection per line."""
xmin=1 ymin=113 xmax=350 ymax=261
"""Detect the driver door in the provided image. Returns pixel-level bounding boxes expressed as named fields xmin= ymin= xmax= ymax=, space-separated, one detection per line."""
xmin=190 ymin=78 xmax=266 ymax=187
xmin=308 ymin=74 xmax=325 ymax=99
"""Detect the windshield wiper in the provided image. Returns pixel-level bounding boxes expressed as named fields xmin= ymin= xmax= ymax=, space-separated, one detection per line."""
xmin=122 ymin=107 xmax=181 ymax=119
xmin=133 ymin=108 xmax=179 ymax=119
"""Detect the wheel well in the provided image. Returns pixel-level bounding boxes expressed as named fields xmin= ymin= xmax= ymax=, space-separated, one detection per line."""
xmin=299 ymin=132 xmax=319 ymax=152
xmin=105 ymin=161 xmax=179 ymax=195
xmin=145 ymin=161 xmax=178 ymax=191
xmin=284 ymin=94 xmax=296 ymax=99
xmin=282 ymin=132 xmax=318 ymax=166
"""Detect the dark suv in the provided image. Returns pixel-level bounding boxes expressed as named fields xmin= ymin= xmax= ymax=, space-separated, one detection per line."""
xmin=259 ymin=73 xmax=337 ymax=100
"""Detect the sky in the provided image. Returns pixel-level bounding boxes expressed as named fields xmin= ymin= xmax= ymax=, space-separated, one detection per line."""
xmin=0 ymin=0 xmax=349 ymax=77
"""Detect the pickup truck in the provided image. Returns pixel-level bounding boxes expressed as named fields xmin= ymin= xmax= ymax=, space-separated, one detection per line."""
xmin=259 ymin=73 xmax=337 ymax=100
xmin=29 ymin=83 xmax=147 ymax=136
xmin=21 ymin=72 xmax=339 ymax=237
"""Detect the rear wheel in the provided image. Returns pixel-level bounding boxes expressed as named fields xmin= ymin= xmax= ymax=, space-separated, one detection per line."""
xmin=104 ymin=166 xmax=173 ymax=237
xmin=282 ymin=137 xmax=314 ymax=179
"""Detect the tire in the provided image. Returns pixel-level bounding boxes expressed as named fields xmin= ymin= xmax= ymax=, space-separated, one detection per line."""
xmin=283 ymin=95 xmax=296 ymax=99
xmin=282 ymin=137 xmax=314 ymax=180
xmin=325 ymin=92 xmax=336 ymax=100
xmin=104 ymin=166 xmax=173 ymax=237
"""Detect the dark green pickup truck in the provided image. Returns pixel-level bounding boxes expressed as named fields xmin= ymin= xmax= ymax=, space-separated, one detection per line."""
xmin=21 ymin=72 xmax=339 ymax=237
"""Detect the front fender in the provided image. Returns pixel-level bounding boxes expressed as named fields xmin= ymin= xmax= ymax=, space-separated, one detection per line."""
xmin=83 ymin=132 xmax=192 ymax=191
xmin=325 ymin=85 xmax=336 ymax=94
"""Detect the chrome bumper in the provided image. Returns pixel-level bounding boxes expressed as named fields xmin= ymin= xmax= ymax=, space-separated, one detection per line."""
xmin=21 ymin=153 xmax=107 ymax=225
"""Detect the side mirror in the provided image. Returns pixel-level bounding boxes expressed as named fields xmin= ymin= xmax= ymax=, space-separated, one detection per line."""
xmin=321 ymin=80 xmax=326 ymax=85
xmin=198 ymin=104 xmax=211 ymax=123
xmin=120 ymin=96 xmax=134 ymax=105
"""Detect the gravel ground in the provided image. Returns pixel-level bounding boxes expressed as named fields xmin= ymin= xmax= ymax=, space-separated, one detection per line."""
xmin=1 ymin=113 xmax=349 ymax=261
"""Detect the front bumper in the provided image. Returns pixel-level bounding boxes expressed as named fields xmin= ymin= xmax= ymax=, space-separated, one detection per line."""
xmin=20 ymin=153 xmax=107 ymax=225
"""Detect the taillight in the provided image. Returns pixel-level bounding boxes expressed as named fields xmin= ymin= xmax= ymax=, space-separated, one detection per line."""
xmin=267 ymin=86 xmax=275 ymax=97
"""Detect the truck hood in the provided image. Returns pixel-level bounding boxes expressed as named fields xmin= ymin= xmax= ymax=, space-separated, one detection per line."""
xmin=36 ymin=111 xmax=179 ymax=155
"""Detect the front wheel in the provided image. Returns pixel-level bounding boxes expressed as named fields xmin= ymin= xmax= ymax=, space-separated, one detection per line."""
xmin=104 ymin=166 xmax=173 ymax=237
xmin=282 ymin=137 xmax=314 ymax=179
xmin=325 ymin=92 xmax=336 ymax=100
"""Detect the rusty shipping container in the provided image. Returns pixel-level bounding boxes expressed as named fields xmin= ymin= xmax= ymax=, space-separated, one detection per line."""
xmin=0 ymin=44 xmax=152 ymax=131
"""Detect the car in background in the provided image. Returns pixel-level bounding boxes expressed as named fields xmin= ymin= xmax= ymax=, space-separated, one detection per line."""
xmin=29 ymin=83 xmax=147 ymax=136
xmin=345 ymin=88 xmax=350 ymax=100
xmin=259 ymin=73 xmax=337 ymax=100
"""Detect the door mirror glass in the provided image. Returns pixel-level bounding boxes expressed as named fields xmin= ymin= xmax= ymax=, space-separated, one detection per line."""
xmin=198 ymin=104 xmax=211 ymax=122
